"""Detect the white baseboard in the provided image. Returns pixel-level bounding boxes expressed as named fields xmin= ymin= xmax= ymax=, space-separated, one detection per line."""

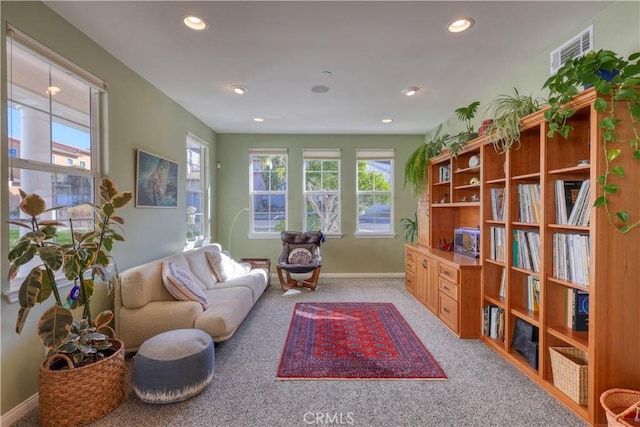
xmin=1 ymin=393 xmax=38 ymax=427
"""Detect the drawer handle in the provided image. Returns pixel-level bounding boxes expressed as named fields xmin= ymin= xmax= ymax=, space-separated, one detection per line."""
xmin=421 ymin=260 xmax=428 ymax=268
xmin=443 ymin=307 xmax=451 ymax=314
xmin=444 ymin=286 xmax=450 ymax=291
xmin=443 ymin=270 xmax=450 ymax=277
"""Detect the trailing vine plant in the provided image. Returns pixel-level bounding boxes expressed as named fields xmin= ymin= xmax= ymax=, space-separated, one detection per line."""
xmin=403 ymin=124 xmax=451 ymax=197
xmin=543 ymin=49 xmax=640 ymax=233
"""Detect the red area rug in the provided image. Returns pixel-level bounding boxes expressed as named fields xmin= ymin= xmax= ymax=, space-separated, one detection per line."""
xmin=276 ymin=302 xmax=447 ymax=380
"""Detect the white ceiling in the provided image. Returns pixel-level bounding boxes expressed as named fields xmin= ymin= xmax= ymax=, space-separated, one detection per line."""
xmin=45 ymin=1 xmax=611 ymax=135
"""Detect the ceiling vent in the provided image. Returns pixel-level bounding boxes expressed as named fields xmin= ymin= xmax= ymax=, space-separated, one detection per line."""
xmin=550 ymin=25 xmax=593 ymax=74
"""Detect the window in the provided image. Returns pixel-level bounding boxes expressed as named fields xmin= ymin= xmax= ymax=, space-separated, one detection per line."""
xmin=6 ymin=26 xmax=105 ymax=297
xmin=250 ymin=149 xmax=287 ymax=235
xmin=356 ymin=149 xmax=394 ymax=236
xmin=186 ymin=133 xmax=208 ymax=243
xmin=79 ymin=160 xmax=86 ymax=169
xmin=303 ymin=149 xmax=340 ymax=234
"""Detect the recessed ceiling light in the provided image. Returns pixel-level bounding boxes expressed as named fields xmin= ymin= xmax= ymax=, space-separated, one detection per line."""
xmin=382 ymin=118 xmax=393 ymax=124
xmin=253 ymin=117 xmax=264 ymax=122
xmin=402 ymin=87 xmax=419 ymax=97
xmin=448 ymin=17 xmax=474 ymax=33
xmin=46 ymin=86 xmax=61 ymax=95
xmin=231 ymin=85 xmax=248 ymax=95
xmin=311 ymin=85 xmax=330 ymax=94
xmin=183 ymin=15 xmax=208 ymax=31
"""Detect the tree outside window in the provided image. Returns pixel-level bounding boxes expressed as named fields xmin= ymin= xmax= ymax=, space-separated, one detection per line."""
xmin=356 ymin=153 xmax=393 ymax=234
xmin=250 ymin=151 xmax=287 ymax=234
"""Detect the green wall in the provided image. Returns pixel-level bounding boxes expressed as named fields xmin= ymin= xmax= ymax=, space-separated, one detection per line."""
xmin=215 ymin=134 xmax=423 ymax=272
xmin=1 ymin=0 xmax=639 ymax=419
xmin=439 ymin=1 xmax=640 ymax=137
xmin=0 ymin=1 xmax=217 ymax=414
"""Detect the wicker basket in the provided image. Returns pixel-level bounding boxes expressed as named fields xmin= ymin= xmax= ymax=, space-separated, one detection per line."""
xmin=600 ymin=388 xmax=640 ymax=427
xmin=38 ymin=339 xmax=125 ymax=427
xmin=549 ymin=346 xmax=588 ymax=405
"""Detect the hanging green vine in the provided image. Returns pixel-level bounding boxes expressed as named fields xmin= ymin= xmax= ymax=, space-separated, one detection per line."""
xmin=543 ymin=49 xmax=640 ymax=233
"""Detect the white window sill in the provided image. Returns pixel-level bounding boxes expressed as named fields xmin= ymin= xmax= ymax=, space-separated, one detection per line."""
xmin=4 ymin=276 xmax=74 ymax=304
xmin=354 ymin=232 xmax=396 ymax=239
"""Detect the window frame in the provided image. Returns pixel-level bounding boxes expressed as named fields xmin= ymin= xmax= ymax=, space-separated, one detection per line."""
xmin=249 ymin=148 xmax=288 ymax=238
xmin=185 ymin=133 xmax=209 ymax=245
xmin=303 ymin=148 xmax=341 ymax=236
xmin=4 ymin=26 xmax=106 ymax=301
xmin=355 ymin=149 xmax=395 ymax=238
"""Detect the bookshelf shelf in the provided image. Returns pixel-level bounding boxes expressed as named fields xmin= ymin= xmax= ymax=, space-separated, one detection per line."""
xmin=547 ymin=326 xmax=589 ymax=351
xmin=453 ymin=183 xmax=480 ymax=190
xmin=479 ymin=88 xmax=640 ymax=425
xmin=511 ymin=306 xmax=540 ymax=326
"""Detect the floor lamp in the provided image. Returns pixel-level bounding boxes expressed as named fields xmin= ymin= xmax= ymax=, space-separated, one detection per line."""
xmin=228 ymin=208 xmax=249 ymax=253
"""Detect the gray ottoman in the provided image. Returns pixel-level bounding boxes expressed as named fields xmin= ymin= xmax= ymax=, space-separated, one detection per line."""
xmin=133 ymin=329 xmax=214 ymax=404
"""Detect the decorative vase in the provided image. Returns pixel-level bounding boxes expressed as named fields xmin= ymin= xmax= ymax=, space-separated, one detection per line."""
xmin=38 ymin=339 xmax=125 ymax=427
xmin=478 ymin=119 xmax=493 ymax=137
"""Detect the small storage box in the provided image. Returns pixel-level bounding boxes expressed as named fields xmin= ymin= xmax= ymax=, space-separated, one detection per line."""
xmin=549 ymin=346 xmax=588 ymax=405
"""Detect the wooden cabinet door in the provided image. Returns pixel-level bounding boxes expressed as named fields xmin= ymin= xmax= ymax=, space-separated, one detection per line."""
xmin=425 ymin=257 xmax=439 ymax=313
xmin=415 ymin=253 xmax=428 ymax=303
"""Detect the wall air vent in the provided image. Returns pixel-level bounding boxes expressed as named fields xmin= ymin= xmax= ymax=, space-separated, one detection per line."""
xmin=550 ymin=25 xmax=593 ymax=74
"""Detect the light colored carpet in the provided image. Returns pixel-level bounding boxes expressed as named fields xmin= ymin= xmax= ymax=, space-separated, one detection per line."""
xmin=13 ymin=278 xmax=587 ymax=427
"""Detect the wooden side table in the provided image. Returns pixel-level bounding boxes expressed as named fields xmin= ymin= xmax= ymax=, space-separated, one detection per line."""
xmin=239 ymin=258 xmax=271 ymax=287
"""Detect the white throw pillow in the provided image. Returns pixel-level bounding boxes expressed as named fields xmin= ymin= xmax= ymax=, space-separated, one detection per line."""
xmin=161 ymin=261 xmax=208 ymax=310
xmin=206 ymin=251 xmax=250 ymax=282
xmin=288 ymin=247 xmax=313 ymax=264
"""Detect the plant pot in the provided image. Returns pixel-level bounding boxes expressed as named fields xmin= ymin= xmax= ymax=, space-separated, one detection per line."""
xmin=38 ymin=339 xmax=125 ymax=426
xmin=459 ymin=132 xmax=478 ymax=144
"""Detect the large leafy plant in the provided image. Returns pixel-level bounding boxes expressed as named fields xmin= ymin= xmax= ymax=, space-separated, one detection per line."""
xmin=8 ymin=178 xmax=132 ymax=367
xmin=543 ymin=49 xmax=640 ymax=233
xmin=484 ymin=88 xmax=547 ymax=153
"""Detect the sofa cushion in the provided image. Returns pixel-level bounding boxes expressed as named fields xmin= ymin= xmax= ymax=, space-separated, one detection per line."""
xmin=288 ymin=247 xmax=313 ymax=264
xmin=206 ymin=251 xmax=250 ymax=282
xmin=184 ymin=247 xmax=219 ymax=289
xmin=161 ymin=261 xmax=208 ymax=310
xmin=196 ymin=287 xmax=254 ymax=339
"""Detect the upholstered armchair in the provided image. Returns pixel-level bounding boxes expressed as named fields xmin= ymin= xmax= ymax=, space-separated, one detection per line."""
xmin=276 ymin=231 xmax=325 ymax=291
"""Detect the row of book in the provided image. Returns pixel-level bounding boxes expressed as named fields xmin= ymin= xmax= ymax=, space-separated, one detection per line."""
xmin=565 ymin=288 xmax=589 ymax=331
xmin=517 ymin=183 xmax=541 ymax=224
xmin=555 ymin=179 xmax=591 ymax=226
xmin=513 ymin=229 xmax=541 ymax=273
xmin=439 ymin=164 xmax=451 ymax=183
xmin=483 ymin=304 xmax=505 ymax=342
xmin=553 ymin=233 xmax=590 ymax=286
xmin=490 ymin=187 xmax=505 ymax=221
xmin=489 ymin=226 xmax=506 ymax=262
xmin=525 ymin=275 xmax=541 ymax=312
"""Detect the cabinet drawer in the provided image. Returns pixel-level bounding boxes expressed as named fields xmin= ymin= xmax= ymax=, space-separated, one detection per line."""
xmin=405 ymin=258 xmax=416 ymax=272
xmin=438 ymin=263 xmax=459 ymax=283
xmin=405 ymin=271 xmax=416 ymax=293
xmin=438 ymin=277 xmax=459 ymax=301
xmin=405 ymin=248 xmax=416 ymax=263
xmin=439 ymin=293 xmax=458 ymax=332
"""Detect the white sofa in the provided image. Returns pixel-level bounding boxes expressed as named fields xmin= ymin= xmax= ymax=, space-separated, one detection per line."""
xmin=115 ymin=244 xmax=269 ymax=352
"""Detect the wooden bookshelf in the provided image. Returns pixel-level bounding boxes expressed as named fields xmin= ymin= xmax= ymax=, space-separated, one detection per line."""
xmin=479 ymin=88 xmax=640 ymax=425
xmin=406 ymin=141 xmax=483 ymax=339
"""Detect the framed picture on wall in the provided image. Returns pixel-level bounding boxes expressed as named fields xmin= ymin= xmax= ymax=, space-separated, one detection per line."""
xmin=135 ymin=149 xmax=178 ymax=208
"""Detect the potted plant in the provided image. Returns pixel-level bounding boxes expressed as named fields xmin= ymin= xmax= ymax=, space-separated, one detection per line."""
xmin=400 ymin=213 xmax=418 ymax=244
xmin=453 ymin=101 xmax=481 ymax=144
xmin=404 ymin=124 xmax=451 ymax=196
xmin=543 ymin=49 xmax=640 ymax=233
xmin=483 ymin=87 xmax=547 ymax=152
xmin=7 ymin=177 xmax=132 ymax=426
